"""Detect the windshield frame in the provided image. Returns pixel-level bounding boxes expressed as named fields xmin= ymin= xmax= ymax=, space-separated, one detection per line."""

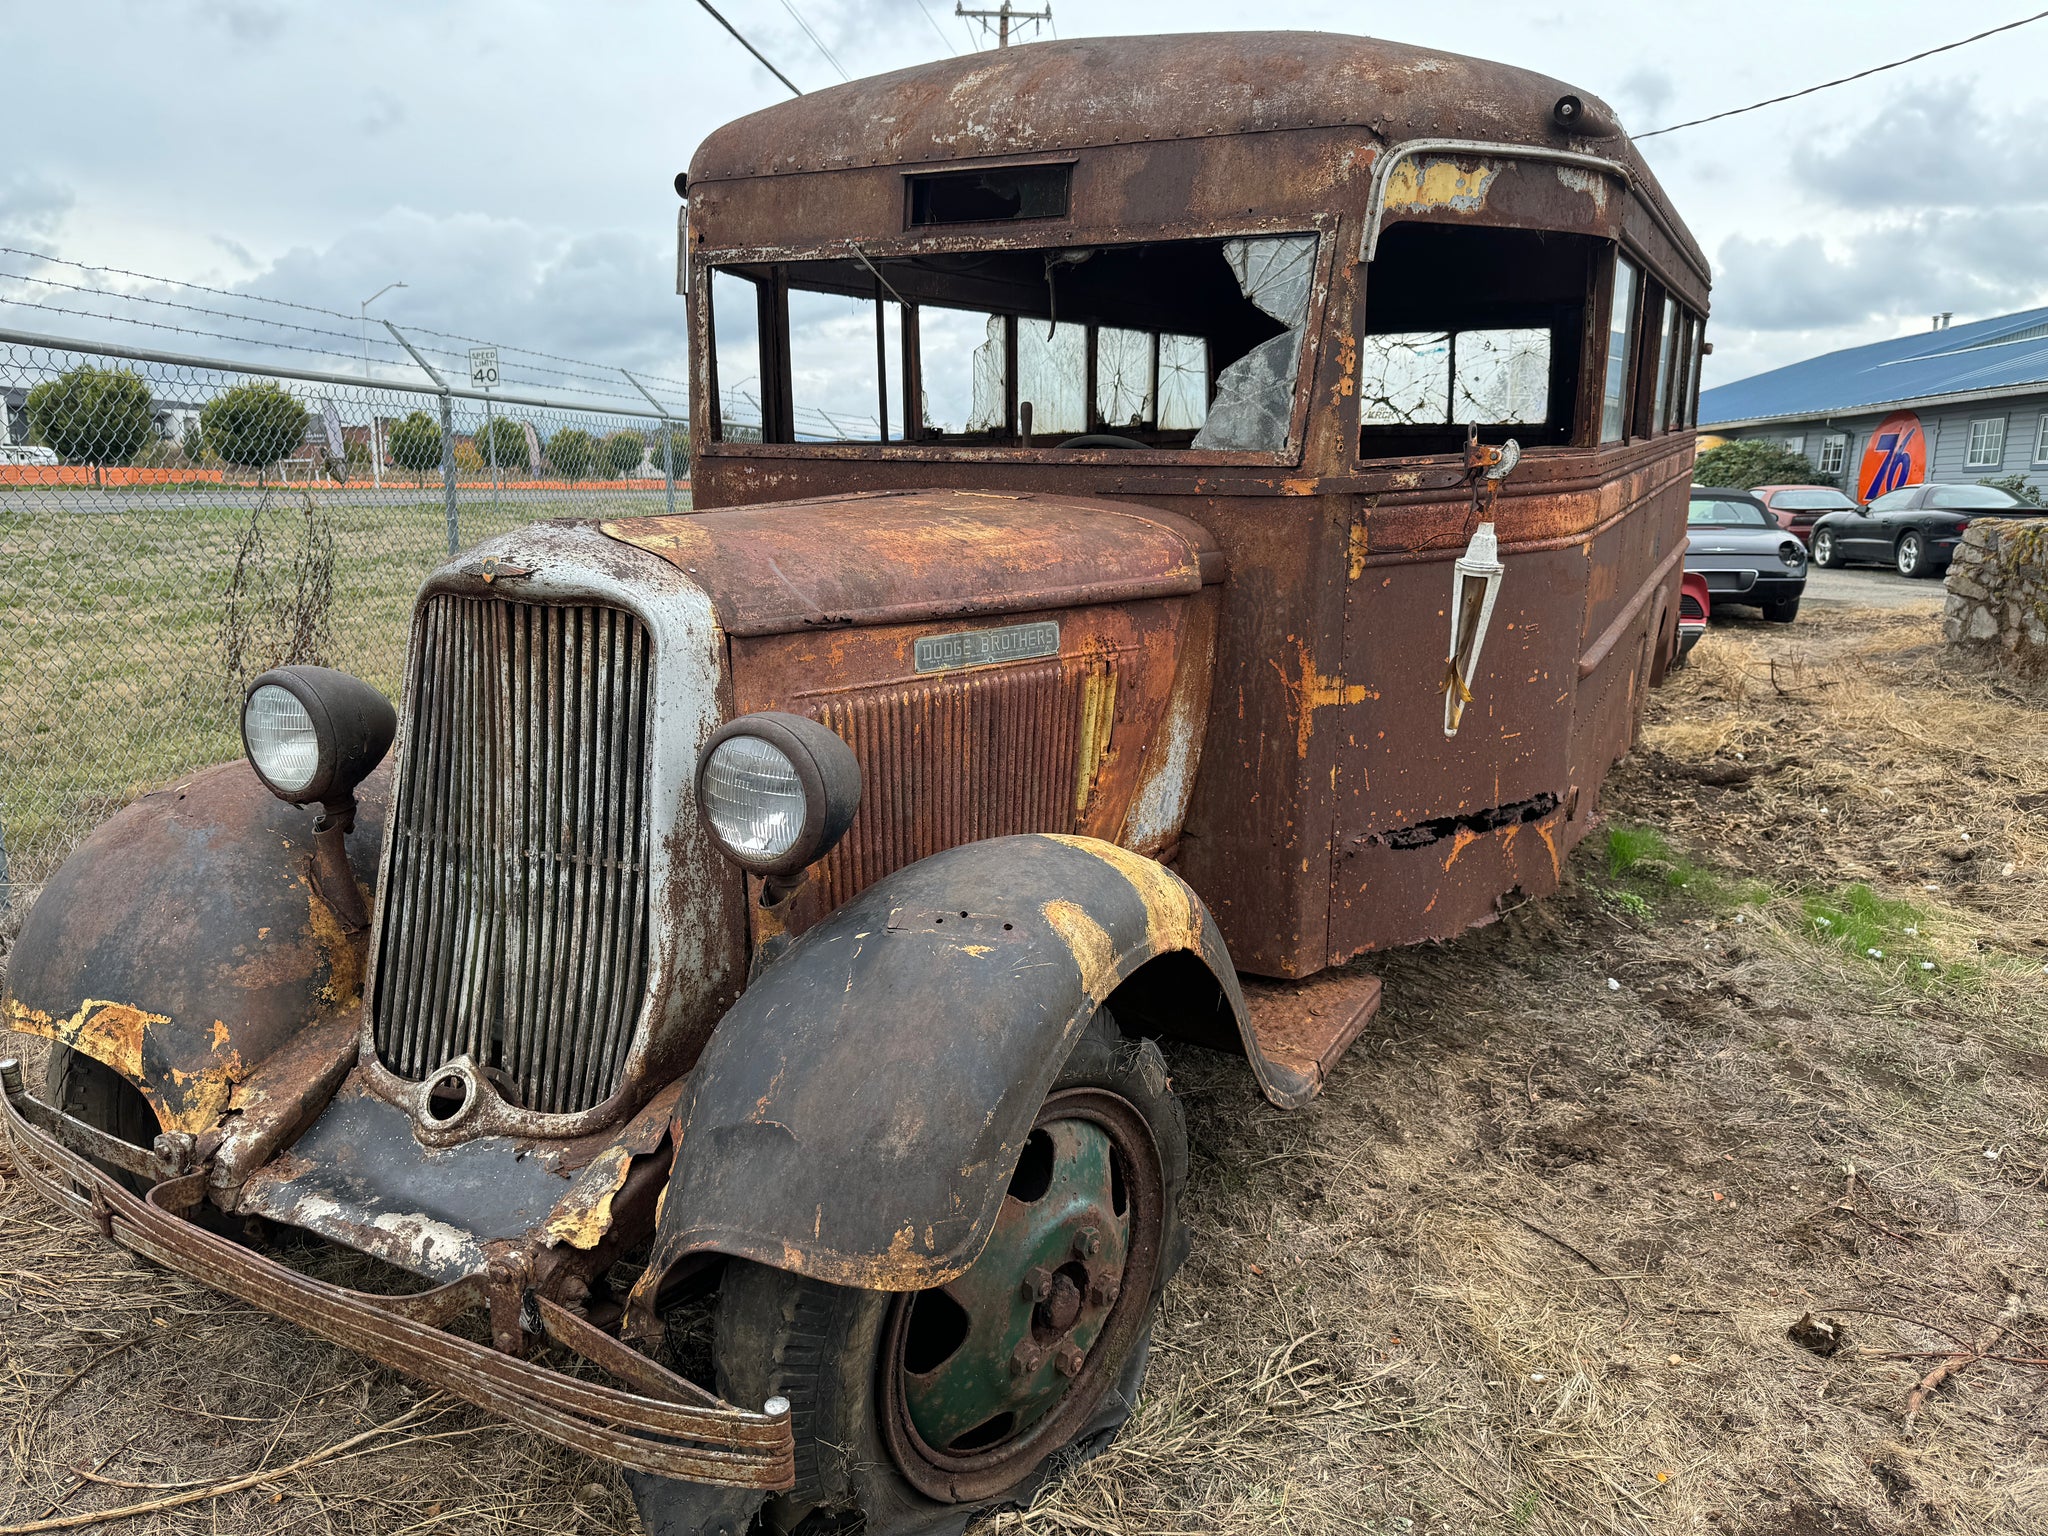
xmin=689 ymin=212 xmax=1336 ymax=468
xmin=1686 ymin=496 xmax=1772 ymax=527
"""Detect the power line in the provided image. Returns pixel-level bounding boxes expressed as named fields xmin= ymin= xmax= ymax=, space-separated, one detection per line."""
xmin=912 ymin=0 xmax=959 ymax=53
xmin=774 ymin=0 xmax=849 ymax=80
xmin=689 ymin=0 xmax=803 ymax=95
xmin=1637 ymin=8 xmax=2048 ymax=138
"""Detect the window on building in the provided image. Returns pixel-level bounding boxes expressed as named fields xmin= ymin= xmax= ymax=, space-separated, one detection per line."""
xmin=2034 ymin=413 xmax=2048 ymax=464
xmin=1601 ymin=255 xmax=1639 ymax=443
xmin=1965 ymin=416 xmax=2006 ymax=468
xmin=1782 ymin=434 xmax=1805 ymax=457
xmin=1816 ymin=434 xmax=1846 ymax=475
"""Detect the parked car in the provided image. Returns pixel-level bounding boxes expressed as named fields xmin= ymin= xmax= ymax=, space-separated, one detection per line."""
xmin=1675 ymin=570 xmax=1711 ymax=661
xmin=1686 ymin=487 xmax=1808 ymax=622
xmin=0 ymin=443 xmax=60 ymax=466
xmin=1811 ymin=482 xmax=2038 ymax=578
xmin=1751 ymin=483 xmax=1859 ymax=547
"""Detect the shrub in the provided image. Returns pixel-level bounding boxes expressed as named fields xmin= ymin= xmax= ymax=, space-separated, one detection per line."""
xmin=453 ymin=441 xmax=484 ymax=475
xmin=650 ymin=428 xmax=688 ymax=473
xmin=386 ymin=410 xmax=443 ymax=479
xmin=546 ymin=427 xmax=596 ymax=481
xmin=1694 ymin=438 xmax=1827 ymax=491
xmin=473 ymin=415 xmax=529 ymax=472
xmin=199 ymin=382 xmax=310 ymax=471
xmin=25 ymin=364 xmax=155 ymax=466
xmin=599 ymin=430 xmax=646 ymax=478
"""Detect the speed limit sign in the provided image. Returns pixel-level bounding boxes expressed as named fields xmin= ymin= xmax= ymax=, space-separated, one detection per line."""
xmin=469 ymin=347 xmax=499 ymax=389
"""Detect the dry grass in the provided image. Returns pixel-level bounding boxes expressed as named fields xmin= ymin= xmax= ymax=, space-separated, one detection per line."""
xmin=5 ymin=597 xmax=2046 ymax=1535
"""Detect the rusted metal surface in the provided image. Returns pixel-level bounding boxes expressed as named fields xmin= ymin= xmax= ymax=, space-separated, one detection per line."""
xmin=623 ymin=833 xmax=1280 ymax=1326
xmin=1 ymin=759 xmax=389 ymax=1133
xmin=602 ymin=491 xmax=1220 ymax=637
xmin=0 ymin=1068 xmax=795 ymax=1489
xmin=1238 ymin=970 xmax=1384 ymax=1098
xmin=727 ymin=590 xmax=1220 ymax=939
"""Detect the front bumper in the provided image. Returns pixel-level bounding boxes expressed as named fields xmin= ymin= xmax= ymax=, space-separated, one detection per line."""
xmin=0 ymin=1060 xmax=794 ymax=1491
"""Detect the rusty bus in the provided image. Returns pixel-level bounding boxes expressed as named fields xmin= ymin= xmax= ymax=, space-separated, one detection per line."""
xmin=2 ymin=33 xmax=1707 ymax=1536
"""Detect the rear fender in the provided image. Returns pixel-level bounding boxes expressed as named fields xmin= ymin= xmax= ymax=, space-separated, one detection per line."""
xmin=1 ymin=761 xmax=386 ymax=1135
xmin=625 ymin=834 xmax=1298 ymax=1317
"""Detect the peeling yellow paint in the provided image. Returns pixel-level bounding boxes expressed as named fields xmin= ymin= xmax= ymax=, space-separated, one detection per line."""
xmin=210 ymin=1020 xmax=231 ymax=1052
xmin=1045 ymin=837 xmax=1204 ymax=954
xmin=1272 ymin=643 xmax=1377 ymax=757
xmin=1384 ymin=158 xmax=1498 ymax=213
xmin=1041 ymin=898 xmax=1118 ymax=997
xmin=960 ymin=943 xmax=994 ymax=957
xmin=544 ymin=1144 xmax=635 ymax=1249
xmin=304 ymin=876 xmax=366 ymax=1008
xmin=1282 ymin=478 xmax=1317 ymax=496
xmin=1347 ymin=523 xmax=1370 ymax=580
xmin=2 ymin=994 xmax=244 ymax=1134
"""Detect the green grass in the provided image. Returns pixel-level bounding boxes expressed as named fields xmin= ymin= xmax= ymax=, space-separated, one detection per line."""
xmin=1603 ymin=823 xmax=1768 ymax=912
xmin=1800 ymin=883 xmax=1968 ymax=987
xmin=0 ymin=487 xmax=677 ymax=883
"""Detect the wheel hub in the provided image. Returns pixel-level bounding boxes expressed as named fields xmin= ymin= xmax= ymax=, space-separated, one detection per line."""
xmin=879 ymin=1086 xmax=1163 ymax=1503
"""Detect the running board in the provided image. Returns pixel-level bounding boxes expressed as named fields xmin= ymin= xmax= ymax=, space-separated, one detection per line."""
xmin=1237 ymin=969 xmax=1383 ymax=1100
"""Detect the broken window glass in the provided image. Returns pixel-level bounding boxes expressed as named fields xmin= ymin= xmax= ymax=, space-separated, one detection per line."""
xmin=1018 ymin=319 xmax=1085 ymax=438
xmin=919 ymin=306 xmax=1007 ymax=438
xmin=1451 ymin=329 xmax=1550 ymax=424
xmin=1192 ymin=235 xmax=1316 ymax=451
xmin=1360 ymin=333 xmax=1450 ymax=425
xmin=1158 ymin=334 xmax=1208 ymax=432
xmin=1095 ymin=327 xmax=1154 ymax=432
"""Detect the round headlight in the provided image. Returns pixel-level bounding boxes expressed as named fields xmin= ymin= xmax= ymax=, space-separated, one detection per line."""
xmin=702 ymin=735 xmax=807 ymax=861
xmin=246 ymin=684 xmax=321 ymax=793
xmin=241 ymin=665 xmax=397 ymax=806
xmin=695 ymin=712 xmax=861 ymax=877
xmin=1780 ymin=539 xmax=1806 ymax=565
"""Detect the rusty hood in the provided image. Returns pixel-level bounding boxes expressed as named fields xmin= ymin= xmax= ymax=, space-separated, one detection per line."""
xmin=600 ymin=490 xmax=1224 ymax=638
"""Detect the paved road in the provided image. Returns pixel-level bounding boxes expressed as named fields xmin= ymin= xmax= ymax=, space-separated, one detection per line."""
xmin=1800 ymin=565 xmax=1947 ymax=612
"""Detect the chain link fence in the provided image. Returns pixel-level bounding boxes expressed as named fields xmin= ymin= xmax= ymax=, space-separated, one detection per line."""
xmin=0 ymin=326 xmax=691 ymax=911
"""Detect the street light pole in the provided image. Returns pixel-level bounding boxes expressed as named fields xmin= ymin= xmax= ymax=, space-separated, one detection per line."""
xmin=361 ymin=281 xmax=407 ymax=489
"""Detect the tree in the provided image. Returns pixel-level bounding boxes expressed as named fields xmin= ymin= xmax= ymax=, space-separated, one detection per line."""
xmin=546 ymin=427 xmax=596 ymax=481
xmin=199 ymin=382 xmax=309 ymax=472
xmin=1693 ymin=438 xmax=1828 ymax=491
xmin=386 ymin=411 xmax=444 ymax=480
xmin=473 ymin=416 xmax=529 ymax=473
xmin=1978 ymin=473 xmax=2043 ymax=507
xmin=599 ymin=429 xmax=646 ymax=479
xmin=25 ymin=364 xmax=155 ymax=467
xmin=650 ymin=427 xmax=689 ymax=474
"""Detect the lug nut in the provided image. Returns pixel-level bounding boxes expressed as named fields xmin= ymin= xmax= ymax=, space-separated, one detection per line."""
xmin=1073 ymin=1227 xmax=1101 ymax=1259
xmin=1010 ymin=1342 xmax=1044 ymax=1377
xmin=1019 ymin=1265 xmax=1052 ymax=1304
xmin=1054 ymin=1343 xmax=1086 ymax=1378
xmin=1086 ymin=1275 xmax=1121 ymax=1309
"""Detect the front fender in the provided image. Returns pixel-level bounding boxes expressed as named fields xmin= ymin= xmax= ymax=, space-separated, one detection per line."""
xmin=2 ymin=760 xmax=386 ymax=1134
xmin=628 ymin=834 xmax=1296 ymax=1311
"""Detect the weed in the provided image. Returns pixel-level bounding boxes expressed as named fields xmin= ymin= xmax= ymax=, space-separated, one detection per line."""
xmin=1604 ymin=822 xmax=1768 ymax=910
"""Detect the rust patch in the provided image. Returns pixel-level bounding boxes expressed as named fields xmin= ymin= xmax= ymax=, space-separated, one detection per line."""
xmin=1274 ymin=643 xmax=1376 ymax=758
xmin=544 ymin=1144 xmax=636 ymax=1249
xmin=1383 ymin=157 xmax=1498 ymax=212
xmin=304 ymin=873 xmax=367 ymax=1009
xmin=1348 ymin=523 xmax=1371 ymax=580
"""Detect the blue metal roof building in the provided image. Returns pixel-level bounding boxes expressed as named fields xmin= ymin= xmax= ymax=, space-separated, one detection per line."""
xmin=1698 ymin=307 xmax=2048 ymax=501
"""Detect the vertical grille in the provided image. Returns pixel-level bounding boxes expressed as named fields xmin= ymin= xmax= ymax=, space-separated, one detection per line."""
xmin=809 ymin=658 xmax=1092 ymax=912
xmin=372 ymin=595 xmax=653 ymax=1116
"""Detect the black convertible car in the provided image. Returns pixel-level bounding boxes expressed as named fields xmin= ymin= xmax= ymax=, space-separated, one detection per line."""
xmin=1686 ymin=487 xmax=1808 ymax=622
xmin=1810 ymin=481 xmax=2037 ymax=578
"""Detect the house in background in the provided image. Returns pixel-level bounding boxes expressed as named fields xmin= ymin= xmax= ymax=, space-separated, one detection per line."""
xmin=1698 ymin=306 xmax=2048 ymax=501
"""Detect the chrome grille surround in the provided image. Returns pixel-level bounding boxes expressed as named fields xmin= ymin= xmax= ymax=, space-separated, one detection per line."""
xmin=360 ymin=524 xmax=746 ymax=1142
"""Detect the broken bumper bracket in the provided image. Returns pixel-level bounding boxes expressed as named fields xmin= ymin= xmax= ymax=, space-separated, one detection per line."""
xmin=0 ymin=1060 xmax=794 ymax=1491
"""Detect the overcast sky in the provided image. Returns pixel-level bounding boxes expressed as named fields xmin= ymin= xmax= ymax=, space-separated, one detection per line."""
xmin=5 ymin=0 xmax=2044 ymax=406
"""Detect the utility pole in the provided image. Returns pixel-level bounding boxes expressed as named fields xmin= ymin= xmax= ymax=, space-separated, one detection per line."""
xmin=955 ymin=0 xmax=1049 ymax=47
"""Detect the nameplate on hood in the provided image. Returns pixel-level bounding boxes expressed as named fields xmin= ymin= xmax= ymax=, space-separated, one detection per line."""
xmin=915 ymin=621 xmax=1060 ymax=674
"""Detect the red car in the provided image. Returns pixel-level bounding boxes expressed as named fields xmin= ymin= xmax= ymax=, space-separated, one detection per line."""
xmin=1751 ymin=484 xmax=1860 ymax=547
xmin=1676 ymin=571 xmax=1710 ymax=663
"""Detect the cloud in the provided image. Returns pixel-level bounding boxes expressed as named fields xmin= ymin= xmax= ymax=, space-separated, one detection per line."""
xmin=1611 ymin=66 xmax=1674 ymax=129
xmin=1791 ymin=82 xmax=2048 ymax=209
xmin=0 ymin=174 xmax=74 ymax=246
xmin=357 ymin=91 xmax=407 ymax=137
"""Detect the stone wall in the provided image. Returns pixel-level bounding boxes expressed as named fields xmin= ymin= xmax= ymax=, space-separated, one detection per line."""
xmin=1943 ymin=517 xmax=2048 ymax=670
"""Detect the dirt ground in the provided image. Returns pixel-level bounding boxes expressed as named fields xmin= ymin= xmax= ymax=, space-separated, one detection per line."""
xmin=3 ymin=588 xmax=2044 ymax=1535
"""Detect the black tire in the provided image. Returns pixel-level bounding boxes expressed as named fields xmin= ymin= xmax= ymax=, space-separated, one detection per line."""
xmin=1762 ymin=596 xmax=1801 ymax=623
xmin=712 ymin=1010 xmax=1188 ymax=1536
xmin=44 ymin=1045 xmax=159 ymax=1193
xmin=1811 ymin=528 xmax=1840 ymax=568
xmin=1897 ymin=531 xmax=1934 ymax=579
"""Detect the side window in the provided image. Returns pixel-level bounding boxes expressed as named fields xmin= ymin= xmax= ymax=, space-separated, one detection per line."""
xmin=1651 ymin=296 xmax=1677 ymax=433
xmin=1017 ymin=319 xmax=1086 ymax=438
xmin=786 ymin=289 xmax=904 ymax=443
xmin=1357 ymin=224 xmax=1590 ymax=459
xmin=1601 ymin=255 xmax=1639 ymax=443
xmin=917 ymin=305 xmax=1008 ymax=438
xmin=1868 ymin=488 xmax=1916 ymax=512
xmin=711 ymin=270 xmax=764 ymax=441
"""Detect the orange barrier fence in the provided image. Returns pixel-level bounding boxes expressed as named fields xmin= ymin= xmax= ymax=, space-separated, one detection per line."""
xmin=0 ymin=465 xmax=688 ymax=492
